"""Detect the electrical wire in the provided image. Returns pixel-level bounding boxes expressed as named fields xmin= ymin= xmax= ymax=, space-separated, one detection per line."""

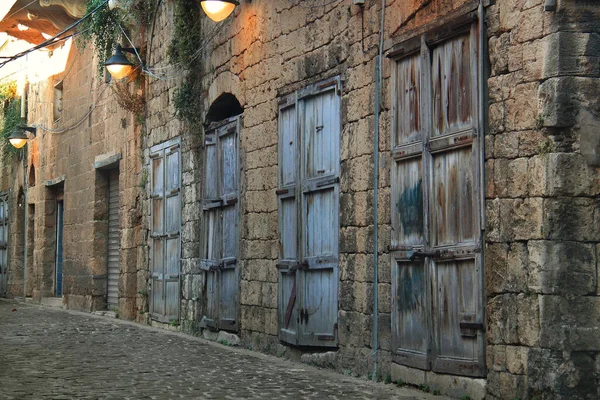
xmin=119 ymin=20 xmax=228 ymax=81
xmin=35 ymin=83 xmax=111 ymax=134
xmin=0 ymin=0 xmax=108 ymax=70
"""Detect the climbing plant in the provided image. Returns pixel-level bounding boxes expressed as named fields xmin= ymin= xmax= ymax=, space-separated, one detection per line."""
xmin=79 ymin=0 xmax=153 ymax=76
xmin=168 ymin=0 xmax=205 ymax=131
xmin=0 ymin=81 xmax=22 ymax=161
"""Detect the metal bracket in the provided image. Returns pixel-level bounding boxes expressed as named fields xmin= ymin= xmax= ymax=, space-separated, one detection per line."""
xmin=544 ymin=0 xmax=557 ymax=11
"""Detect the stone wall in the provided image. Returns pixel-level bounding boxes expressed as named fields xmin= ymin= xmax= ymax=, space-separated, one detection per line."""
xmin=0 ymin=39 xmax=142 ymax=316
xmin=484 ymin=0 xmax=600 ymax=398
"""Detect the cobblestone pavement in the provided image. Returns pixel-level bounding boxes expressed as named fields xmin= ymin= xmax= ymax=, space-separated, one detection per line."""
xmin=0 ymin=300 xmax=448 ymax=400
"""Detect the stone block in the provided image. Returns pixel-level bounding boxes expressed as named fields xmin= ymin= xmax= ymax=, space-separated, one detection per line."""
xmin=425 ymin=372 xmax=486 ymax=400
xmin=489 ymin=33 xmax=510 ymax=76
xmin=505 ymin=82 xmax=539 ymax=131
xmin=542 ymin=32 xmax=600 ymax=79
xmin=300 ymin=351 xmax=338 ymax=369
xmin=486 ymin=371 xmax=527 ymax=400
xmin=216 ymin=330 xmax=240 ymax=346
xmin=514 ymin=6 xmax=544 ymax=43
xmin=499 ymin=198 xmax=543 ymax=241
xmin=506 ymin=345 xmax=528 ymax=375
xmin=539 ymin=295 xmax=600 ymax=350
xmin=528 ymin=348 xmax=598 ymax=399
xmin=487 ymin=293 xmax=539 ymax=346
xmin=337 ymin=310 xmax=371 ymax=348
xmin=543 ymin=198 xmax=599 ymax=241
xmin=485 ymin=242 xmax=527 ymax=295
xmin=544 ymin=153 xmax=600 ymax=197
xmin=493 ymin=132 xmax=518 ymax=159
xmin=527 ymin=240 xmax=596 ymax=295
xmin=240 ymin=280 xmax=262 ymax=306
xmin=390 ymin=363 xmax=425 ymax=386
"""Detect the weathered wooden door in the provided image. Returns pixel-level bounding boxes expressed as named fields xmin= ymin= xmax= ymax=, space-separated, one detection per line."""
xmin=106 ymin=170 xmax=120 ymax=309
xmin=0 ymin=193 xmax=8 ymax=297
xmin=150 ymin=138 xmax=181 ymax=322
xmin=278 ymin=78 xmax=340 ymax=347
xmin=391 ymin=25 xmax=485 ymax=377
xmin=200 ymin=116 xmax=240 ymax=332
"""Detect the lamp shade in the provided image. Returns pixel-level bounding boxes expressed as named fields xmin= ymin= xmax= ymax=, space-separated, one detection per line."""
xmin=8 ymin=129 xmax=28 ymax=149
xmin=201 ymin=0 xmax=238 ymax=22
xmin=105 ymin=46 xmax=134 ymax=80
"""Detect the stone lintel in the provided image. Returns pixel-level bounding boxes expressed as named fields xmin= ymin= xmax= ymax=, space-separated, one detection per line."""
xmin=94 ymin=153 xmax=122 ymax=170
xmin=44 ymin=175 xmax=65 ymax=187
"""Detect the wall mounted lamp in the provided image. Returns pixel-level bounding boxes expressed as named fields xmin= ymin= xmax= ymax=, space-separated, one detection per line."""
xmin=8 ymin=126 xmax=36 ymax=149
xmin=200 ymin=0 xmax=239 ymax=22
xmin=104 ymin=45 xmax=137 ymax=80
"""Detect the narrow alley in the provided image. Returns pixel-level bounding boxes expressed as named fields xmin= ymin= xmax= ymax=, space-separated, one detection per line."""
xmin=0 ymin=300 xmax=444 ymax=399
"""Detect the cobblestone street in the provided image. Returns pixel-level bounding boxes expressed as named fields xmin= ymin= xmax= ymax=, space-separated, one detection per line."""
xmin=0 ymin=300 xmax=446 ymax=399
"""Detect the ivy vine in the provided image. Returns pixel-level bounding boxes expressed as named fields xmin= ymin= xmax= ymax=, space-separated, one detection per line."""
xmin=79 ymin=0 xmax=124 ymax=76
xmin=168 ymin=0 xmax=205 ymax=131
xmin=0 ymin=81 xmax=22 ymax=161
xmin=79 ymin=0 xmax=153 ymax=76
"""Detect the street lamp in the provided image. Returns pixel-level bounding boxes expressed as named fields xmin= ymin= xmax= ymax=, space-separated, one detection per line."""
xmin=104 ymin=45 xmax=136 ymax=80
xmin=200 ymin=0 xmax=238 ymax=22
xmin=8 ymin=126 xmax=36 ymax=149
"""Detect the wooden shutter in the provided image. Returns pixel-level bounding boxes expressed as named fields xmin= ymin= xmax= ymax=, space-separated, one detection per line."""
xmin=0 ymin=194 xmax=8 ymax=297
xmin=277 ymin=96 xmax=299 ymax=344
xmin=428 ymin=26 xmax=484 ymax=377
xmin=277 ymin=78 xmax=341 ymax=347
xmin=391 ymin=23 xmax=484 ymax=378
xmin=200 ymin=117 xmax=240 ymax=332
xmin=150 ymin=138 xmax=181 ymax=322
xmin=391 ymin=51 xmax=431 ymax=369
xmin=298 ymin=85 xmax=340 ymax=346
xmin=165 ymin=144 xmax=181 ymax=321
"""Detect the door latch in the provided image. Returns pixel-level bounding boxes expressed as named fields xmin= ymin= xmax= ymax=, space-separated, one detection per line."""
xmin=407 ymin=250 xmax=439 ymax=261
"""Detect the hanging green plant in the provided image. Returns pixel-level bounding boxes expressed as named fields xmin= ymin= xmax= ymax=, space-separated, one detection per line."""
xmin=79 ymin=0 xmax=154 ymax=76
xmin=168 ymin=0 xmax=205 ymax=130
xmin=0 ymin=81 xmax=22 ymax=161
xmin=79 ymin=0 xmax=124 ymax=76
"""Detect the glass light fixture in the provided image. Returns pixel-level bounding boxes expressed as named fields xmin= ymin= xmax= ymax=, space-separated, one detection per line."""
xmin=104 ymin=45 xmax=135 ymax=80
xmin=8 ymin=126 xmax=36 ymax=149
xmin=200 ymin=0 xmax=239 ymax=22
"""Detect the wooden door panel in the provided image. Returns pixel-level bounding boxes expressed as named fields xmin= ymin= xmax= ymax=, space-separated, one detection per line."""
xmin=304 ymin=188 xmax=336 ymax=257
xmin=280 ymin=198 xmax=297 ymax=260
xmin=220 ymin=133 xmax=237 ymax=196
xmin=278 ymin=269 xmax=298 ymax=343
xmin=152 ymin=279 xmax=165 ymax=316
xmin=431 ymin=146 xmax=475 ymax=247
xmin=204 ymin=138 xmax=219 ymax=199
xmin=280 ymin=106 xmax=297 ymax=187
xmin=395 ymin=54 xmax=422 ymax=146
xmin=299 ymin=267 xmax=337 ymax=345
xmin=433 ymin=259 xmax=483 ymax=376
xmin=392 ymin=259 xmax=430 ymax=369
xmin=219 ymin=266 xmax=238 ymax=331
xmin=392 ymin=158 xmax=424 ymax=247
xmin=432 ymin=33 xmax=473 ymax=137
xmin=304 ymin=90 xmax=338 ymax=180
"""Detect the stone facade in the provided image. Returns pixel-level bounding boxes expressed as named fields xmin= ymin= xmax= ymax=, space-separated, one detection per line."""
xmin=0 ymin=36 xmax=142 ymax=319
xmin=1 ymin=0 xmax=600 ymax=398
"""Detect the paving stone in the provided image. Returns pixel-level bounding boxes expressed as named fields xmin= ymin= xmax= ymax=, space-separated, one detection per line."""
xmin=0 ymin=300 xmax=445 ymax=400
